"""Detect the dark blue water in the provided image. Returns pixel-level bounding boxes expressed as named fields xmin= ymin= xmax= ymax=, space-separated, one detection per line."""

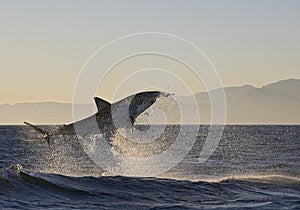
xmin=0 ymin=125 xmax=299 ymax=209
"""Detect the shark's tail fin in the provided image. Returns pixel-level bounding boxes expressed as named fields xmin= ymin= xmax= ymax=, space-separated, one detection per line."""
xmin=24 ymin=121 xmax=52 ymax=148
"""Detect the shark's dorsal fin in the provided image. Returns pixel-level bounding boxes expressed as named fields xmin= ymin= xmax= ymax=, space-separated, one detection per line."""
xmin=94 ymin=97 xmax=111 ymax=111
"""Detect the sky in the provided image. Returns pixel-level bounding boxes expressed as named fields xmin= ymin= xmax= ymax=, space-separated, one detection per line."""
xmin=0 ymin=0 xmax=299 ymax=104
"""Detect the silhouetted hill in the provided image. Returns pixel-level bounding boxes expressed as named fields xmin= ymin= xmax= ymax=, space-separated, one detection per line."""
xmin=140 ymin=78 xmax=300 ymax=124
xmin=0 ymin=78 xmax=299 ymax=124
xmin=262 ymin=78 xmax=300 ymax=99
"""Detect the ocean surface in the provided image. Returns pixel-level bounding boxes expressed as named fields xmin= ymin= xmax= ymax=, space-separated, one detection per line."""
xmin=0 ymin=125 xmax=299 ymax=209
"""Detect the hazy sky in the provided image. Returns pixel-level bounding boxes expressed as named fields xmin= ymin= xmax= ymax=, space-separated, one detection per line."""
xmin=0 ymin=0 xmax=299 ymax=104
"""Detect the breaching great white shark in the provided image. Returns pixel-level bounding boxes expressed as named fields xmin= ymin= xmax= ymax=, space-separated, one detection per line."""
xmin=24 ymin=91 xmax=171 ymax=148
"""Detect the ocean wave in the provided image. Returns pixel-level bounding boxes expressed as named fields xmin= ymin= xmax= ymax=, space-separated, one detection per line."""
xmin=1 ymin=164 xmax=300 ymax=209
xmin=188 ymin=174 xmax=300 ymax=185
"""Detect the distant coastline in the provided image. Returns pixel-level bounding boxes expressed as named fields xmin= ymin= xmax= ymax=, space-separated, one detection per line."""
xmin=1 ymin=79 xmax=299 ymax=125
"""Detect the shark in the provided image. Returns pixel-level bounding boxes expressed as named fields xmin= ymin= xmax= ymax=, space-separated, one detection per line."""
xmin=24 ymin=91 xmax=171 ymax=148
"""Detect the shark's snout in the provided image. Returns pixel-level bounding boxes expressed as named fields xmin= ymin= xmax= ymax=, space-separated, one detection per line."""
xmin=159 ymin=92 xmax=174 ymax=98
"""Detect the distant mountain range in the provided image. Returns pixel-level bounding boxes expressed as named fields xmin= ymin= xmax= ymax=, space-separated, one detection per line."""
xmin=0 ymin=79 xmax=299 ymax=125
